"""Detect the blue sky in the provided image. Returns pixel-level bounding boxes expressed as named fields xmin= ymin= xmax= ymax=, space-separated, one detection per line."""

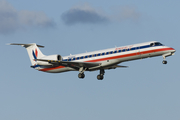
xmin=0 ymin=0 xmax=180 ymax=120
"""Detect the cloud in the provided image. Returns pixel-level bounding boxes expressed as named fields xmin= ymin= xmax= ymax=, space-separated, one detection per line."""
xmin=0 ymin=0 xmax=55 ymax=34
xmin=61 ymin=4 xmax=109 ymax=25
xmin=18 ymin=11 xmax=55 ymax=28
xmin=61 ymin=4 xmax=141 ymax=25
xmin=113 ymin=6 xmax=141 ymax=22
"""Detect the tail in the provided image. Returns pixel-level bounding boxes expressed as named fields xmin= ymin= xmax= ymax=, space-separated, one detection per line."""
xmin=9 ymin=43 xmax=45 ymax=66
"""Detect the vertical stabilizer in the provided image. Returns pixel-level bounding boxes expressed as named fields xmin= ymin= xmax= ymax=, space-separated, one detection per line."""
xmin=9 ymin=43 xmax=45 ymax=65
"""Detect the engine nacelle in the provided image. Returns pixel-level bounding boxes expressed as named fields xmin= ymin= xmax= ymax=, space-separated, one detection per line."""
xmin=37 ymin=54 xmax=62 ymax=66
xmin=41 ymin=54 xmax=62 ymax=61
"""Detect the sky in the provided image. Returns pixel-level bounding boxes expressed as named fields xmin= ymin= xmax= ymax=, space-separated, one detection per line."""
xmin=0 ymin=0 xmax=180 ymax=120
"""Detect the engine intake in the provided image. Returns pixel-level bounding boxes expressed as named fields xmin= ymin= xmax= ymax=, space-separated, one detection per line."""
xmin=57 ymin=55 xmax=62 ymax=61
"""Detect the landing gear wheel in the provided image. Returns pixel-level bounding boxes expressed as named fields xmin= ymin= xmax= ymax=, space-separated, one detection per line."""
xmin=78 ymin=73 xmax=85 ymax=79
xmin=97 ymin=74 xmax=104 ymax=80
xmin=162 ymin=60 xmax=167 ymax=64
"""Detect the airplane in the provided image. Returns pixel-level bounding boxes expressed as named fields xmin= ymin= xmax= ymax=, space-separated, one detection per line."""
xmin=9 ymin=41 xmax=175 ymax=80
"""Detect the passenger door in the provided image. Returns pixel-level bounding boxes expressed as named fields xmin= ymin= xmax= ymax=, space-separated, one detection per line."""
xmin=136 ymin=46 xmax=141 ymax=56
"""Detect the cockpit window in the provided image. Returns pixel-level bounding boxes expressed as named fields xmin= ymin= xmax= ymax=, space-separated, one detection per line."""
xmin=154 ymin=42 xmax=163 ymax=46
xmin=150 ymin=42 xmax=164 ymax=47
xmin=150 ymin=43 xmax=154 ymax=47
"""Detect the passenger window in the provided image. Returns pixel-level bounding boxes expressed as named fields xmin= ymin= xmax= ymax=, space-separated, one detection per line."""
xmin=131 ymin=48 xmax=135 ymax=50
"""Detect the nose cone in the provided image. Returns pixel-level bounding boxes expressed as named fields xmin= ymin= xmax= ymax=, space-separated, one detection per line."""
xmin=171 ymin=47 xmax=176 ymax=53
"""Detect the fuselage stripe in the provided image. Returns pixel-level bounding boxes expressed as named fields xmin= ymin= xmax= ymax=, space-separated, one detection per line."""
xmin=39 ymin=47 xmax=174 ymax=72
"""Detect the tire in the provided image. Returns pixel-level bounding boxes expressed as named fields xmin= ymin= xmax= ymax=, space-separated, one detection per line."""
xmin=78 ymin=73 xmax=85 ymax=79
xmin=162 ymin=60 xmax=167 ymax=64
xmin=97 ymin=74 xmax=103 ymax=80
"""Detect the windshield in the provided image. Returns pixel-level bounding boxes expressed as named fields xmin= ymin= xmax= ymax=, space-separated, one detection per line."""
xmin=150 ymin=42 xmax=164 ymax=47
xmin=154 ymin=42 xmax=164 ymax=46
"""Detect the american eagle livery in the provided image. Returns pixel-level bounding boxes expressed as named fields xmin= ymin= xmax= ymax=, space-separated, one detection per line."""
xmin=10 ymin=41 xmax=175 ymax=80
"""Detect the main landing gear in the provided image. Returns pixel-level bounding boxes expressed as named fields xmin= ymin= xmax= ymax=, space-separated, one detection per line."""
xmin=77 ymin=67 xmax=105 ymax=80
xmin=97 ymin=69 xmax=105 ymax=80
xmin=78 ymin=67 xmax=86 ymax=79
xmin=78 ymin=73 xmax=85 ymax=78
xmin=97 ymin=74 xmax=103 ymax=80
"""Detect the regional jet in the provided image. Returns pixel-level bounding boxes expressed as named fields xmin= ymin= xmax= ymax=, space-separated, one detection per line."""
xmin=10 ymin=41 xmax=175 ymax=80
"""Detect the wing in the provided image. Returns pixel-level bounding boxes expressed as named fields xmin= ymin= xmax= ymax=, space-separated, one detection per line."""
xmin=103 ymin=65 xmax=129 ymax=70
xmin=36 ymin=59 xmax=101 ymax=68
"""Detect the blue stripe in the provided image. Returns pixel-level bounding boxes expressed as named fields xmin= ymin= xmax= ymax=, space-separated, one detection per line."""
xmin=32 ymin=50 xmax=37 ymax=60
xmin=62 ymin=44 xmax=160 ymax=61
xmin=32 ymin=65 xmax=41 ymax=68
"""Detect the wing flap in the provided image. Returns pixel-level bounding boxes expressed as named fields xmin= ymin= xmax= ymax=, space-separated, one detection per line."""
xmin=103 ymin=65 xmax=129 ymax=70
xmin=115 ymin=65 xmax=129 ymax=68
xmin=36 ymin=59 xmax=101 ymax=68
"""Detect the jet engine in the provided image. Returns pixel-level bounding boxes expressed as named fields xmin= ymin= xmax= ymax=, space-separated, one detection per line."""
xmin=37 ymin=54 xmax=62 ymax=66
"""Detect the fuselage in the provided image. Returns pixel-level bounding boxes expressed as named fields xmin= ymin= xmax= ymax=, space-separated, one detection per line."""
xmin=38 ymin=41 xmax=175 ymax=73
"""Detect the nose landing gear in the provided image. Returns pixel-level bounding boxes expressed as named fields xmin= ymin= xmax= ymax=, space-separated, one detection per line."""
xmin=162 ymin=53 xmax=172 ymax=64
xmin=162 ymin=60 xmax=167 ymax=64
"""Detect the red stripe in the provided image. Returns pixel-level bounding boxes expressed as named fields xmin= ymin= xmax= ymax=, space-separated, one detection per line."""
xmin=40 ymin=66 xmax=65 ymax=72
xmin=35 ymin=49 xmax=38 ymax=57
xmin=40 ymin=47 xmax=174 ymax=72
xmin=86 ymin=47 xmax=174 ymax=63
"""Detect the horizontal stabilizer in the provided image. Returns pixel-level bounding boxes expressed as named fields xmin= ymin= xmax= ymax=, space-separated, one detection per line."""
xmin=8 ymin=43 xmax=44 ymax=48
